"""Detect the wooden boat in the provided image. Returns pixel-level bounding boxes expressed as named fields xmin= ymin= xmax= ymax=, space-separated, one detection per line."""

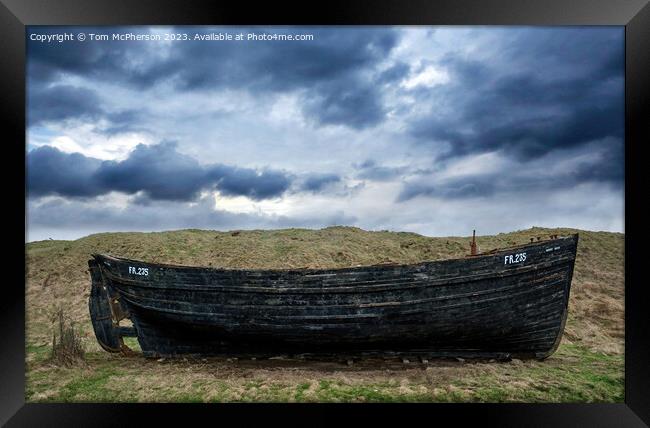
xmin=88 ymin=233 xmax=578 ymax=360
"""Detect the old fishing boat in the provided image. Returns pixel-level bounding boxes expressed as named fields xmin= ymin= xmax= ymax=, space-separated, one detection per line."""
xmin=88 ymin=232 xmax=578 ymax=360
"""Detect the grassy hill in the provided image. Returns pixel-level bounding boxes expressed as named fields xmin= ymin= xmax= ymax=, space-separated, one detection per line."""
xmin=25 ymin=226 xmax=624 ymax=402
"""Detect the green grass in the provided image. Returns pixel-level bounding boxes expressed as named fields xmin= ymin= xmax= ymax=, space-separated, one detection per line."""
xmin=314 ymin=380 xmax=430 ymax=402
xmin=461 ymin=345 xmax=623 ymax=403
xmin=26 ymin=343 xmax=51 ymax=363
xmin=122 ymin=337 xmax=142 ymax=352
xmin=55 ymin=367 xmax=119 ymax=402
xmin=293 ymin=382 xmax=311 ymax=401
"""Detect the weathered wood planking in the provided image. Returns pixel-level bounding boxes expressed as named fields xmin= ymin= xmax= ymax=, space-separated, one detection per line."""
xmin=88 ymin=234 xmax=578 ymax=360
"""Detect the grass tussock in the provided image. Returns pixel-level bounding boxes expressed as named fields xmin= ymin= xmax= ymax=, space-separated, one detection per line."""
xmin=50 ymin=309 xmax=85 ymax=367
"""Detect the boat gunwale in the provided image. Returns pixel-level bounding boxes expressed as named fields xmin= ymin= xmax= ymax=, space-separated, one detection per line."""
xmin=99 ymin=254 xmax=576 ymax=293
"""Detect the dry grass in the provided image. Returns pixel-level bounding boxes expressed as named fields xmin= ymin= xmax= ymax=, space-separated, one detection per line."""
xmin=50 ymin=309 xmax=85 ymax=367
xmin=25 ymin=226 xmax=624 ymax=402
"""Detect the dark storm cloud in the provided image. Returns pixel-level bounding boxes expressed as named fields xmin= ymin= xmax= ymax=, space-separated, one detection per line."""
xmin=207 ymin=165 xmax=292 ymax=200
xmin=28 ymin=27 xmax=403 ymax=130
xmin=27 ymin=27 xmax=158 ymax=85
xmin=299 ymin=173 xmax=341 ymax=192
xmin=27 ymin=84 xmax=104 ymax=125
xmin=408 ymin=28 xmax=624 ymax=183
xmin=27 ymin=145 xmax=104 ymax=198
xmin=168 ymin=28 xmax=398 ymax=93
xmin=27 ymin=83 xmax=145 ymax=135
xmin=27 ymin=142 xmax=292 ymax=201
xmin=93 ymin=142 xmax=209 ymax=200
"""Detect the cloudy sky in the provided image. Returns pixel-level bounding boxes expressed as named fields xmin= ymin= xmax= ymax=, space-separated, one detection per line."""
xmin=26 ymin=26 xmax=624 ymax=242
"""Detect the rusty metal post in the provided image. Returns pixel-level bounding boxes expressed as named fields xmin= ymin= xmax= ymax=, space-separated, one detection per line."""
xmin=470 ymin=230 xmax=477 ymax=256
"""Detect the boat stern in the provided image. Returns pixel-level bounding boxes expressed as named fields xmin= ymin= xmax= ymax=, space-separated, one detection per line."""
xmin=88 ymin=256 xmax=138 ymax=354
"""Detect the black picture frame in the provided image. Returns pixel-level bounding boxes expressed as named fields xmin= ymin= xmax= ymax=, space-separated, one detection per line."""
xmin=4 ymin=0 xmax=649 ymax=425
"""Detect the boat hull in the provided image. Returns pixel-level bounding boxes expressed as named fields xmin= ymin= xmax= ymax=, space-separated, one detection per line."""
xmin=88 ymin=234 xmax=578 ymax=359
